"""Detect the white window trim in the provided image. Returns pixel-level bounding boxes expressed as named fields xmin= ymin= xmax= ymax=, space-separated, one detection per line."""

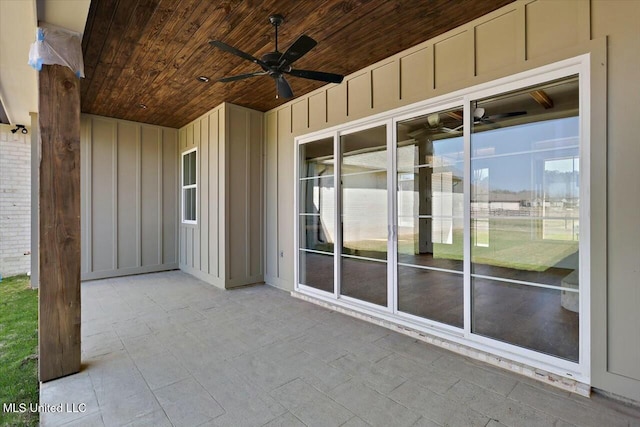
xmin=181 ymin=147 xmax=198 ymax=225
xmin=294 ymin=54 xmax=591 ymax=384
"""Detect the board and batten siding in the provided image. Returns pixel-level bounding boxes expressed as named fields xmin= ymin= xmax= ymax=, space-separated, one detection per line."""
xmin=80 ymin=114 xmax=179 ymax=280
xmin=263 ymin=0 xmax=640 ymax=403
xmin=178 ymin=103 xmax=263 ymax=289
xmin=265 ymin=0 xmax=596 ymax=288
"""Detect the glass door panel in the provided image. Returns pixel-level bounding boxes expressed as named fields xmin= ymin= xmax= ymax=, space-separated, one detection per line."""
xmin=299 ymin=137 xmax=335 ymax=293
xmin=340 ymin=125 xmax=388 ymax=307
xmin=396 ymin=108 xmax=464 ymax=327
xmin=470 ymin=76 xmax=580 ymax=361
xmin=295 ymin=67 xmax=587 ymax=375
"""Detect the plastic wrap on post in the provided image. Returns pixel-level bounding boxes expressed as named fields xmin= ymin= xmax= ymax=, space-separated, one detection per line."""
xmin=28 ymin=23 xmax=85 ymax=78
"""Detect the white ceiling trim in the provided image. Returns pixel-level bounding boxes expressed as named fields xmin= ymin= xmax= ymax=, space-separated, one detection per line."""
xmin=0 ymin=0 xmax=90 ymax=125
xmin=0 ymin=0 xmax=38 ymax=125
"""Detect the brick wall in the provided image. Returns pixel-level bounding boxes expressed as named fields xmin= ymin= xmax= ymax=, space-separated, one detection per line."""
xmin=0 ymin=125 xmax=31 ymax=277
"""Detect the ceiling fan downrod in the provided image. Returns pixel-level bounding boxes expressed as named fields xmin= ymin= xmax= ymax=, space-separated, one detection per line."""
xmin=269 ymin=14 xmax=284 ymax=53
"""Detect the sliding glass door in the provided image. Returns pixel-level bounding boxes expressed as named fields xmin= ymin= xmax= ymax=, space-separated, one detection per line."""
xmin=298 ymin=137 xmax=335 ymax=293
xmin=395 ymin=108 xmax=464 ymax=327
xmin=340 ymin=125 xmax=389 ymax=307
xmin=470 ymin=77 xmax=580 ymax=362
xmin=296 ymin=63 xmax=587 ymax=377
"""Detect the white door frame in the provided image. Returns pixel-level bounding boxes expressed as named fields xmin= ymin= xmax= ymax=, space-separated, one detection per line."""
xmin=294 ymin=53 xmax=591 ymax=383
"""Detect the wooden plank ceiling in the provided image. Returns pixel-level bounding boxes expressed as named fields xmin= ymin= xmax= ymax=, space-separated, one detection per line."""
xmin=81 ymin=0 xmax=514 ymax=129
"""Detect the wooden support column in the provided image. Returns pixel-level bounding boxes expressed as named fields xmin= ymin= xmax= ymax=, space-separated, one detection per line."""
xmin=38 ymin=64 xmax=81 ymax=382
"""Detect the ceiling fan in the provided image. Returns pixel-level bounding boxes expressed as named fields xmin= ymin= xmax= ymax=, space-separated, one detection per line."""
xmin=209 ymin=14 xmax=344 ymax=99
xmin=451 ymin=107 xmax=527 ymax=132
xmin=407 ymin=107 xmax=527 ymax=138
xmin=407 ymin=113 xmax=459 ymax=138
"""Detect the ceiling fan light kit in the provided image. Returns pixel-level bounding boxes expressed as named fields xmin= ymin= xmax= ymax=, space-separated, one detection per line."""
xmin=209 ymin=14 xmax=344 ymax=99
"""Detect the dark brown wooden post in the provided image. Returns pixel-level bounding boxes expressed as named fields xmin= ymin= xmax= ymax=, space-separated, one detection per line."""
xmin=38 ymin=64 xmax=81 ymax=382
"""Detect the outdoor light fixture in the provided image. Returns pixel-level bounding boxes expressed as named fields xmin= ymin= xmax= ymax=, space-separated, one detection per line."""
xmin=427 ymin=113 xmax=440 ymax=127
xmin=10 ymin=124 xmax=28 ymax=134
xmin=138 ymin=103 xmax=148 ymax=109
xmin=196 ymin=76 xmax=210 ymax=83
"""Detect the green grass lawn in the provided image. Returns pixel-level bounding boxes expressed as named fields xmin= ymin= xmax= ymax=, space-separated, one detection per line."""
xmin=0 ymin=275 xmax=39 ymax=427
xmin=351 ymin=218 xmax=578 ymax=271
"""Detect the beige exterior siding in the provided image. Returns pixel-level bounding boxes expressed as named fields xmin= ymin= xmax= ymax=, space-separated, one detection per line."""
xmin=474 ymin=9 xmax=521 ymax=75
xmin=591 ymin=0 xmax=640 ymax=397
xmin=399 ymin=46 xmax=431 ymax=102
xmin=80 ymin=115 xmax=178 ymax=280
xmin=434 ymin=31 xmax=471 ymax=89
xmin=372 ymin=61 xmax=398 ymax=111
xmin=265 ymin=111 xmax=279 ymax=281
xmin=178 ymin=103 xmax=263 ymax=289
xmin=261 ymin=0 xmax=640 ymax=402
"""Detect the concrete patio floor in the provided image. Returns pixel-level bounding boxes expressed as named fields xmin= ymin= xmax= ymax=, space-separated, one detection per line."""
xmin=40 ymin=271 xmax=640 ymax=427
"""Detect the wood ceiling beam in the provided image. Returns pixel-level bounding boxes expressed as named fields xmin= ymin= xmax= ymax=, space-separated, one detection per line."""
xmin=444 ymin=110 xmax=463 ymax=121
xmin=530 ymin=89 xmax=554 ymax=109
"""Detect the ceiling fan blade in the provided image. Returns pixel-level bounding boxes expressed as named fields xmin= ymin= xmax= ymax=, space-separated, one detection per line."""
xmin=286 ymin=69 xmax=344 ymax=84
xmin=407 ymin=128 xmax=427 ymax=139
xmin=486 ymin=111 xmax=527 ymax=120
xmin=218 ymin=72 xmax=267 ymax=83
xmin=209 ymin=40 xmax=268 ymax=68
xmin=278 ymin=35 xmax=317 ymax=67
xmin=441 ymin=127 xmax=461 ymax=134
xmin=276 ymin=76 xmax=293 ymax=99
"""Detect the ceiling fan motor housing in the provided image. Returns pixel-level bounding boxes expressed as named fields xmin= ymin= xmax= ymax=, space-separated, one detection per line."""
xmin=261 ymin=51 xmax=286 ymax=76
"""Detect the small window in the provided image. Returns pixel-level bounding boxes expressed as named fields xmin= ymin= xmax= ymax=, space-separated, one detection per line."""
xmin=182 ymin=148 xmax=197 ymax=224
